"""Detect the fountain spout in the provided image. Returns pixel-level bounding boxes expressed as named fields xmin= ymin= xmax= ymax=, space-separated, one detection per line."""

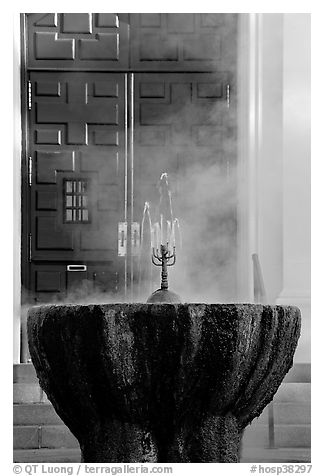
xmin=152 ymin=244 xmax=175 ymax=290
xmin=147 ymin=244 xmax=181 ymax=303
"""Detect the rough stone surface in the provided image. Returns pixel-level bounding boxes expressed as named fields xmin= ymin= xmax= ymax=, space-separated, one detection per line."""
xmin=27 ymin=303 xmax=301 ymax=463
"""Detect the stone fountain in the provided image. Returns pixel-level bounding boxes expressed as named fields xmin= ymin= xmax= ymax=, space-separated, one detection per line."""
xmin=28 ymin=302 xmax=300 ymax=463
xmin=27 ymin=174 xmax=301 ymax=463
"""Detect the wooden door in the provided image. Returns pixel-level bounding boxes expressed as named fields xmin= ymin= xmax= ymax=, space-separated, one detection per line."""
xmin=27 ymin=71 xmax=127 ymax=301
xmin=133 ymin=73 xmax=237 ymax=301
xmin=22 ymin=13 xmax=238 ymax=303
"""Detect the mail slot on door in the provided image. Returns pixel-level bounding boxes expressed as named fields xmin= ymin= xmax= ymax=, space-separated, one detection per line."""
xmin=67 ymin=265 xmax=87 ymax=272
xmin=66 ymin=264 xmax=88 ymax=295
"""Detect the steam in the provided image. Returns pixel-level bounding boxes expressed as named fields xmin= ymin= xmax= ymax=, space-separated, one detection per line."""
xmin=136 ymin=162 xmax=237 ymax=303
xmin=22 ymin=13 xmax=240 ymax=308
xmin=134 ymin=64 xmax=239 ymax=303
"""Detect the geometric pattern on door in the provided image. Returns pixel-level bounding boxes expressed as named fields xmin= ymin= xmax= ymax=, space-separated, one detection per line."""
xmin=26 ymin=13 xmax=129 ymax=70
xmin=26 ymin=13 xmax=237 ymax=72
xmin=130 ymin=13 xmax=237 ymax=72
xmin=22 ymin=13 xmax=238 ymax=301
xmin=28 ymin=72 xmax=126 ymax=299
xmin=133 ymin=72 xmax=230 ymax=211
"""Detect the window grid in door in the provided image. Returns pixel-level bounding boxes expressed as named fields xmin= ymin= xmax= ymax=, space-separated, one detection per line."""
xmin=64 ymin=179 xmax=90 ymax=223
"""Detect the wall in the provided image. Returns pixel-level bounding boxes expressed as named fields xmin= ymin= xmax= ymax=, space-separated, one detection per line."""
xmin=237 ymin=13 xmax=310 ymax=362
xmin=257 ymin=14 xmax=284 ymax=305
xmin=13 ymin=14 xmax=21 ymax=364
xmin=237 ymin=13 xmax=284 ymax=304
xmin=277 ymin=13 xmax=311 ymax=363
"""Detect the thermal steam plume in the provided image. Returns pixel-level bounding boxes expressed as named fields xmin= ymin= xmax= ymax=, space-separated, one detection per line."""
xmin=138 ymin=201 xmax=153 ymax=299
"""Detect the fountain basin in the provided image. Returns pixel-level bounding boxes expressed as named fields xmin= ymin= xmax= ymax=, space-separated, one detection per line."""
xmin=27 ymin=303 xmax=301 ymax=463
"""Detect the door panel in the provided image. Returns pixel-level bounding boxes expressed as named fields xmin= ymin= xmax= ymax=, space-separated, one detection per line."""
xmin=22 ymin=14 xmax=238 ymax=303
xmin=30 ymin=262 xmax=118 ymax=303
xmin=28 ymin=72 xmax=126 ymax=299
xmin=26 ymin=13 xmax=129 ymax=70
xmin=133 ymin=73 xmax=237 ymax=301
xmin=133 ymin=72 xmax=232 ymax=209
xmin=130 ymin=13 xmax=237 ymax=72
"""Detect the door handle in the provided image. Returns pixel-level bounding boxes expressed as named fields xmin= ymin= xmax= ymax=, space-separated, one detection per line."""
xmin=131 ymin=222 xmax=140 ymax=256
xmin=118 ymin=222 xmax=127 ymax=256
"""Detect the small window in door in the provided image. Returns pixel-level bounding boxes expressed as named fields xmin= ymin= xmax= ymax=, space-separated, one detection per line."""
xmin=64 ymin=179 xmax=90 ymax=223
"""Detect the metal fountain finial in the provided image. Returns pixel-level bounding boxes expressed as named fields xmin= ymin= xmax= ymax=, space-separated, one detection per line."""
xmin=152 ymin=243 xmax=176 ymax=290
xmin=146 ymin=172 xmax=182 ymax=303
xmin=147 ymin=242 xmax=181 ymax=303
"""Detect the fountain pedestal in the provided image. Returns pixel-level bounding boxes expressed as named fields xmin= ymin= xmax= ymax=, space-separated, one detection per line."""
xmin=27 ymin=303 xmax=300 ymax=463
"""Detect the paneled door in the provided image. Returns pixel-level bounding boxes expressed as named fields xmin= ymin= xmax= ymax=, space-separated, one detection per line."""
xmin=26 ymin=72 xmax=127 ymax=301
xmin=132 ymin=73 xmax=237 ymax=301
xmin=22 ymin=13 xmax=238 ymax=303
